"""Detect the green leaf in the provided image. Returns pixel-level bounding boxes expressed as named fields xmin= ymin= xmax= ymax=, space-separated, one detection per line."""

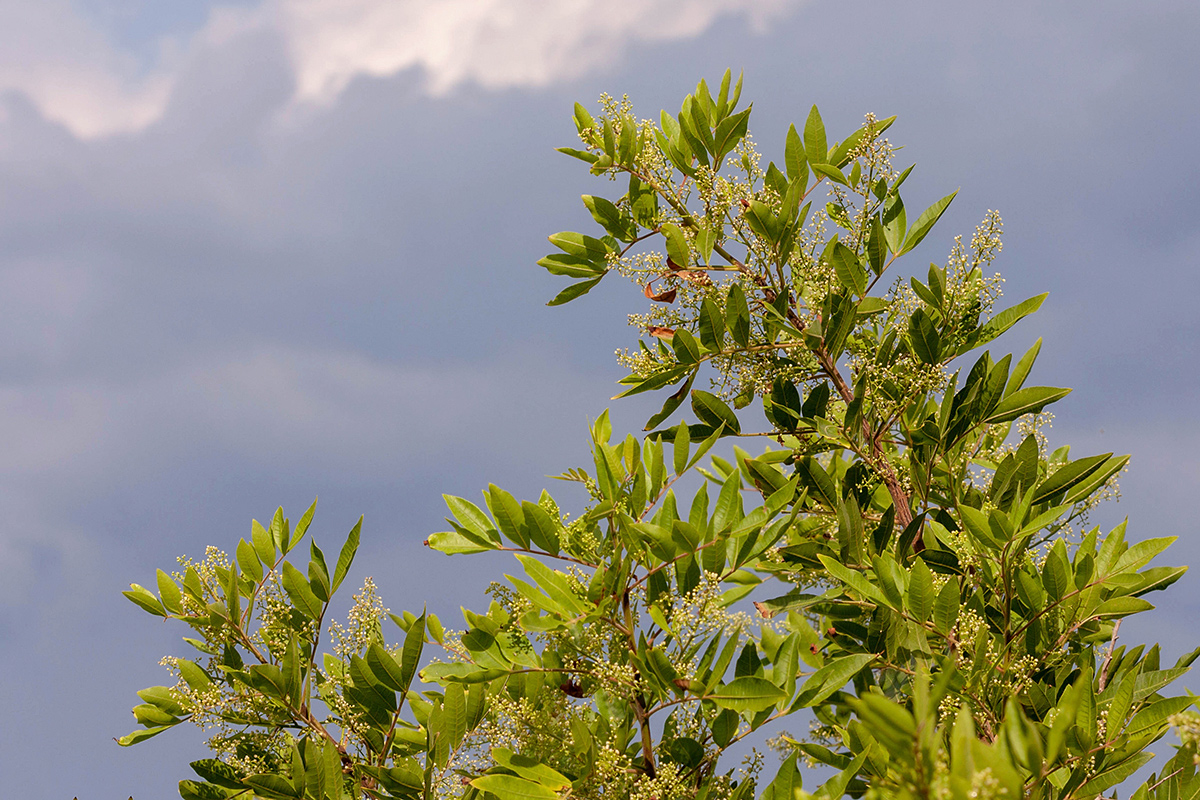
xmin=977 ymin=293 xmax=1048 ymax=345
xmin=331 ymin=516 xmax=361 ymax=592
xmin=613 ymin=364 xmax=691 ymax=400
xmin=984 ymin=386 xmax=1071 ymax=423
xmin=908 ymin=308 xmax=941 ymax=364
xmin=817 ymin=555 xmax=891 ymax=608
xmin=308 ymin=541 xmax=330 ymax=602
xmin=713 ymin=107 xmax=751 ymax=164
xmin=178 ymin=780 xmax=233 ymax=800
xmin=426 ymin=529 xmax=495 ymax=555
xmin=933 ymin=578 xmax=959 ymax=634
xmin=697 ymin=298 xmax=725 ymax=351
xmin=573 ymin=102 xmax=594 ymax=134
xmin=691 ymin=390 xmax=740 ymax=434
xmin=177 ymin=659 xmax=211 ymax=690
xmin=726 ymin=284 xmax=751 ymax=347
xmin=830 ymin=242 xmax=867 ymax=295
xmin=1133 ymin=667 xmax=1190 ymax=701
xmin=243 ymin=774 xmax=300 ymax=800
xmin=269 ymin=507 xmax=288 ymax=554
xmin=882 ymin=195 xmax=906 ymax=254
xmin=660 ymin=222 xmax=690 ymax=267
xmin=537 ymin=253 xmax=605 ymax=278
xmin=516 ymin=554 xmax=589 ymax=616
xmin=872 ymin=556 xmax=907 ymax=611
xmin=133 ymin=702 xmax=180 ymax=726
xmin=225 ymin=552 xmax=241 ymax=620
xmin=671 ymin=328 xmax=701 ymax=364
xmin=235 ymin=540 xmax=262 ymax=585
xmin=116 ymin=725 xmax=172 ymax=746
xmin=1079 ymin=753 xmax=1155 ymax=795
xmin=803 ymin=105 xmax=827 ymax=165
xmin=281 ymin=562 xmax=323 ymax=618
xmin=546 ymin=276 xmax=603 ymax=306
xmin=901 ymin=190 xmax=957 ymax=254
xmin=1031 ymin=454 xmax=1111 ymax=504
xmin=581 ymin=194 xmax=635 ymax=242
xmin=795 ymin=457 xmax=837 ymax=510
xmin=366 ymin=643 xmax=406 ymax=692
xmin=796 ymin=653 xmax=874 ymax=706
xmin=1106 ymin=667 xmax=1138 ymax=735
xmin=644 ymin=369 xmax=697 ymax=431
xmin=812 ymin=162 xmax=848 ymax=186
xmin=958 ymin=505 xmax=1002 ymax=551
xmin=190 ymin=759 xmax=245 ymax=790
xmin=685 ymin=423 xmax=727 ymax=476
xmin=470 ymin=774 xmax=559 ymax=800
xmin=617 ymin=116 xmax=636 ymax=164
xmin=1005 ymin=338 xmax=1042 ymax=396
xmin=1041 ymin=542 xmax=1071 ymax=600
xmin=291 ymin=499 xmax=316 ymax=550
xmin=784 ymin=123 xmax=807 ymax=184
xmin=555 ymin=147 xmax=598 ymax=165
xmin=1093 ymin=596 xmax=1154 ymax=619
xmin=1063 ymin=454 xmax=1129 ymax=506
xmin=673 ymin=419 xmax=690 ymax=476
xmin=123 ymin=584 xmax=166 ymax=617
xmin=487 ymin=484 xmax=527 ymax=548
xmin=420 ymin=663 xmax=508 ymax=684
xmin=251 ymin=519 xmax=275 ymax=565
xmin=815 ymin=753 xmax=868 ymax=800
xmin=522 ymin=501 xmax=561 ymax=555
xmin=744 ymin=199 xmax=782 ymax=242
xmin=399 ymin=612 xmax=426 ymax=690
xmin=156 ymin=569 xmax=183 ymax=614
xmin=1127 ymin=696 xmax=1196 ymax=734
xmin=491 ymin=748 xmax=572 ymax=791
xmin=709 ymin=676 xmax=788 ymax=712
xmin=760 ymin=753 xmax=802 ymax=800
xmin=907 ymin=557 xmax=934 ymax=622
xmin=443 ymin=682 xmax=467 ymax=748
xmin=866 ymin=216 xmax=887 ymax=274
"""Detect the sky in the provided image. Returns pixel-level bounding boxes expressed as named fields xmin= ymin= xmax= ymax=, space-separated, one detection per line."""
xmin=0 ymin=0 xmax=1198 ymax=797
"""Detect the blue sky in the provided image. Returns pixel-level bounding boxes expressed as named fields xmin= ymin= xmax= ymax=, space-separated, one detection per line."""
xmin=0 ymin=1 xmax=1197 ymax=797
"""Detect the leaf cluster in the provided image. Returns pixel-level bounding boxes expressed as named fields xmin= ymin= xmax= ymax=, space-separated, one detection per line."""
xmin=121 ymin=73 xmax=1196 ymax=800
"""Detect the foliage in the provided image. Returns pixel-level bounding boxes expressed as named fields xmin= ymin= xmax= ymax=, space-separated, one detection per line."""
xmin=121 ymin=72 xmax=1197 ymax=800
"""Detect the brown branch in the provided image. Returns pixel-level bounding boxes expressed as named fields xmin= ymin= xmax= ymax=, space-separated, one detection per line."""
xmin=818 ymin=348 xmax=916 ymax=540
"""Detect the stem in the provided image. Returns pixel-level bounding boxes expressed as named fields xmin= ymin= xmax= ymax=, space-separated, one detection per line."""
xmin=621 ymin=585 xmax=657 ymax=778
xmin=1097 ymin=619 xmax=1122 ymax=692
xmin=494 ymin=545 xmax=598 ymax=569
xmin=819 ymin=348 xmax=916 ymax=538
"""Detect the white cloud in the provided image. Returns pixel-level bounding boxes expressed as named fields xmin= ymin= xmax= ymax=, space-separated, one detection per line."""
xmin=271 ymin=0 xmax=797 ymax=103
xmin=0 ymin=0 xmax=172 ymax=138
xmin=0 ymin=0 xmax=797 ymax=139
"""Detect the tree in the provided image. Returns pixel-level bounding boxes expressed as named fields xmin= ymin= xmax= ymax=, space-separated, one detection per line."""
xmin=120 ymin=71 xmax=1198 ymax=800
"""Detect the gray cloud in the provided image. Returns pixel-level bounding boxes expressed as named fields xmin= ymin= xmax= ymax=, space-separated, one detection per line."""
xmin=0 ymin=0 xmax=802 ymax=138
xmin=0 ymin=1 xmax=1197 ymax=797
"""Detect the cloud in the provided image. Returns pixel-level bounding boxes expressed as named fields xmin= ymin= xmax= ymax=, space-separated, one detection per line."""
xmin=0 ymin=0 xmax=172 ymax=138
xmin=0 ymin=343 xmax=613 ymax=603
xmin=271 ymin=0 xmax=797 ymax=103
xmin=0 ymin=0 xmax=798 ymax=140
xmin=0 ymin=345 xmax=608 ymax=486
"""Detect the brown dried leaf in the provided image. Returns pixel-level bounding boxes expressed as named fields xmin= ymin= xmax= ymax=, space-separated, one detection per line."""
xmin=643 ymin=281 xmax=677 ymax=303
xmin=647 ymin=326 xmax=676 ymax=339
